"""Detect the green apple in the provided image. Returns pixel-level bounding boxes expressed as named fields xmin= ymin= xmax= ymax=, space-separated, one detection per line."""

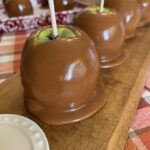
xmin=35 ymin=27 xmax=76 ymax=45
xmin=85 ymin=6 xmax=113 ymax=14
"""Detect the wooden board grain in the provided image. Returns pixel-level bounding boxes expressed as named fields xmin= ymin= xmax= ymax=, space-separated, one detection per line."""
xmin=0 ymin=26 xmax=150 ymax=150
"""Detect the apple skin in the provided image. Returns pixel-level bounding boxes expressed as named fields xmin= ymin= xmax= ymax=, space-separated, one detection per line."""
xmin=4 ymin=0 xmax=33 ymax=17
xmin=73 ymin=8 xmax=125 ymax=66
xmin=138 ymin=0 xmax=150 ymax=27
xmin=105 ymin=0 xmax=141 ymax=39
xmin=20 ymin=25 xmax=106 ymax=125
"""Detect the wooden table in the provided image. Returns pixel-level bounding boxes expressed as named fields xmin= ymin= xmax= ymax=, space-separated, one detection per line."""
xmin=0 ymin=25 xmax=150 ymax=150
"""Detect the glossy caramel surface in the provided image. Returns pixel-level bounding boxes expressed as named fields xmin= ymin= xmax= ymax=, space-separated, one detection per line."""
xmin=21 ymin=25 xmax=107 ymax=125
xmin=138 ymin=0 xmax=150 ymax=27
xmin=105 ymin=0 xmax=141 ymax=39
xmin=5 ymin=0 xmax=33 ymax=17
xmin=55 ymin=0 xmax=78 ymax=11
xmin=73 ymin=8 xmax=126 ymax=68
xmin=41 ymin=0 xmax=78 ymax=11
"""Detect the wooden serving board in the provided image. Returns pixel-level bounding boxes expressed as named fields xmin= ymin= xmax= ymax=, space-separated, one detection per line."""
xmin=0 ymin=26 xmax=150 ymax=150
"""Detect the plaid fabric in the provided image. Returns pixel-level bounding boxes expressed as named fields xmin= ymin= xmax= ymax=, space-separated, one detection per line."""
xmin=125 ymin=80 xmax=150 ymax=150
xmin=0 ymin=30 xmax=30 ymax=83
xmin=0 ymin=31 xmax=150 ymax=150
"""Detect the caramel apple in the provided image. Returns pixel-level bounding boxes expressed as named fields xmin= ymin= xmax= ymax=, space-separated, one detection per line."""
xmin=4 ymin=0 xmax=33 ymax=17
xmin=73 ymin=6 xmax=126 ymax=68
xmin=138 ymin=0 xmax=150 ymax=27
xmin=20 ymin=25 xmax=107 ymax=125
xmin=55 ymin=0 xmax=78 ymax=11
xmin=105 ymin=0 xmax=141 ymax=39
xmin=41 ymin=0 xmax=78 ymax=11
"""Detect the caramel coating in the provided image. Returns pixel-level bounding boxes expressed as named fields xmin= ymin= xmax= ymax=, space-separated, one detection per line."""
xmin=21 ymin=25 xmax=107 ymax=125
xmin=74 ymin=8 xmax=126 ymax=68
xmin=41 ymin=0 xmax=78 ymax=11
xmin=4 ymin=0 xmax=33 ymax=17
xmin=105 ymin=0 xmax=141 ymax=39
xmin=138 ymin=0 xmax=150 ymax=27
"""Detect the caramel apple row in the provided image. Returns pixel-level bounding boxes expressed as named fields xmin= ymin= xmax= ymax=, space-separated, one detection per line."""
xmin=73 ymin=0 xmax=150 ymax=67
xmin=104 ymin=0 xmax=150 ymax=39
xmin=3 ymin=0 xmax=78 ymax=17
xmin=20 ymin=2 xmax=150 ymax=125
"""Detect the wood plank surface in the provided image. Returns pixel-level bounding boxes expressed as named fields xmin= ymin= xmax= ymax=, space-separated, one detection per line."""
xmin=0 ymin=25 xmax=150 ymax=150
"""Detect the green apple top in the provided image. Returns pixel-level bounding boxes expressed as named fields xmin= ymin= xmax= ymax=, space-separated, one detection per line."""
xmin=35 ymin=27 xmax=76 ymax=45
xmin=85 ymin=6 xmax=113 ymax=14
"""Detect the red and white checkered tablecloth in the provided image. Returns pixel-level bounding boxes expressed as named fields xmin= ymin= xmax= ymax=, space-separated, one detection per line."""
xmin=0 ymin=31 xmax=30 ymax=83
xmin=0 ymin=30 xmax=150 ymax=150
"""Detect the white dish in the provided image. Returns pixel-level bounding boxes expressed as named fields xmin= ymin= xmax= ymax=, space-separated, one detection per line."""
xmin=0 ymin=114 xmax=50 ymax=150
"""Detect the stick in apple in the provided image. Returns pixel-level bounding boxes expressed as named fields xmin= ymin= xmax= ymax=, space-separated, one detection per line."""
xmin=100 ymin=0 xmax=104 ymax=13
xmin=48 ymin=0 xmax=58 ymax=38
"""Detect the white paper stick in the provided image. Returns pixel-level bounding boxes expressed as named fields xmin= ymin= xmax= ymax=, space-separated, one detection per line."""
xmin=100 ymin=0 xmax=104 ymax=13
xmin=48 ymin=0 xmax=58 ymax=37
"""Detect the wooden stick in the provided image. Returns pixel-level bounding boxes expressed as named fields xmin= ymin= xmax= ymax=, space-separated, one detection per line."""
xmin=100 ymin=0 xmax=104 ymax=13
xmin=48 ymin=0 xmax=58 ymax=37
